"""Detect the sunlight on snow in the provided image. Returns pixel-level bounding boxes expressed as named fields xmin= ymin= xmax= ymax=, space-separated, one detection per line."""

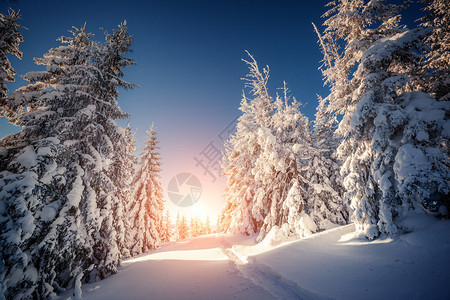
xmin=337 ymin=232 xmax=394 ymax=246
xmin=123 ymin=248 xmax=229 ymax=263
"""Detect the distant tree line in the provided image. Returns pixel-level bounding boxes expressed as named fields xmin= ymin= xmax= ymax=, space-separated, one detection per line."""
xmin=175 ymin=213 xmax=213 ymax=240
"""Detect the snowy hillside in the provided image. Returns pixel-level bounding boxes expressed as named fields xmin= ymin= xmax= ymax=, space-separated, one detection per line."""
xmin=62 ymin=212 xmax=450 ymax=300
xmin=1 ymin=1 xmax=449 ymax=298
xmin=237 ymin=212 xmax=450 ymax=299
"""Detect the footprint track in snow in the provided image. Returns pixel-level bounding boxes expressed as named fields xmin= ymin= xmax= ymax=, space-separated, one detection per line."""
xmin=219 ymin=238 xmax=325 ymax=300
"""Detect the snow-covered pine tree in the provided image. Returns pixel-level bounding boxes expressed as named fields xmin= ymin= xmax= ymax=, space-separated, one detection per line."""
xmin=175 ymin=213 xmax=180 ymax=239
xmin=0 ymin=9 xmax=23 ymax=100
xmin=0 ymin=22 xmax=136 ymax=298
xmin=204 ymin=216 xmax=211 ymax=234
xmin=318 ymin=0 xmax=446 ymax=239
xmin=66 ymin=21 xmax=136 ymax=282
xmin=197 ymin=217 xmax=204 ymax=236
xmin=97 ymin=22 xmax=137 ymax=262
xmin=254 ymin=83 xmax=314 ymax=241
xmin=369 ymin=90 xmax=449 ymax=229
xmin=221 ymin=53 xmax=330 ymax=240
xmin=196 ymin=217 xmax=202 ymax=236
xmin=306 ymin=94 xmax=348 ymax=231
xmin=200 ymin=220 xmax=205 ymax=236
xmin=160 ymin=210 xmax=172 ymax=243
xmin=0 ymin=24 xmax=98 ymax=299
xmin=308 ymin=23 xmax=349 ymax=230
xmin=175 ymin=213 xmax=180 ymax=237
xmin=176 ymin=214 xmax=189 ymax=240
xmin=391 ymin=92 xmax=449 ymax=219
xmin=0 ymin=9 xmax=23 ymax=299
xmin=113 ymin=124 xmax=136 ymax=259
xmin=129 ymin=124 xmax=164 ymax=255
xmin=189 ymin=217 xmax=195 ymax=237
xmin=318 ymin=0 xmax=407 ymax=239
xmin=320 ymin=0 xmax=407 ymax=116
xmin=190 ymin=216 xmax=201 ymax=237
xmin=215 ymin=216 xmax=220 ymax=233
xmin=0 ymin=138 xmax=69 ymax=299
xmin=344 ymin=30 xmax=440 ymax=238
xmin=310 ymin=24 xmax=348 ymax=227
xmin=420 ymin=0 xmax=450 ymax=101
xmin=220 ymin=53 xmax=272 ymax=235
xmin=199 ymin=218 xmax=205 ymax=235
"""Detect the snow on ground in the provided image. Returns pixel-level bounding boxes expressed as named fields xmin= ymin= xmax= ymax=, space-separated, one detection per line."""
xmin=61 ymin=235 xmax=275 ymax=300
xmin=236 ymin=212 xmax=450 ymax=300
xmin=62 ymin=213 xmax=450 ymax=300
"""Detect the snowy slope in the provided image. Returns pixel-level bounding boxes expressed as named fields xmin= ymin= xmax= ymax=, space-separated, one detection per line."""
xmin=235 ymin=213 xmax=450 ymax=299
xmin=61 ymin=235 xmax=276 ymax=300
xmin=62 ymin=213 xmax=450 ymax=300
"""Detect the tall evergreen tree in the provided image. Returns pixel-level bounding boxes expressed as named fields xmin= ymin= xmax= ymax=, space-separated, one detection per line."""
xmin=221 ymin=54 xmax=343 ymax=240
xmin=420 ymin=0 xmax=450 ymax=101
xmin=318 ymin=0 xmax=407 ymax=239
xmin=0 ymin=22 xmax=135 ymax=298
xmin=190 ymin=216 xmax=201 ymax=237
xmin=160 ymin=210 xmax=172 ymax=243
xmin=0 ymin=9 xmax=23 ymax=299
xmin=0 ymin=9 xmax=23 ymax=100
xmin=318 ymin=0 xmax=448 ymax=239
xmin=220 ymin=53 xmax=273 ymax=235
xmin=306 ymin=95 xmax=348 ymax=231
xmin=129 ymin=124 xmax=164 ymax=255
xmin=204 ymin=216 xmax=211 ymax=234
xmin=176 ymin=214 xmax=189 ymax=240
xmin=114 ymin=124 xmax=137 ymax=258
xmin=254 ymin=84 xmax=313 ymax=241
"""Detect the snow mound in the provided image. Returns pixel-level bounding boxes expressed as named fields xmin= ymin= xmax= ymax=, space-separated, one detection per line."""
xmin=261 ymin=225 xmax=290 ymax=247
xmin=233 ymin=225 xmax=298 ymax=258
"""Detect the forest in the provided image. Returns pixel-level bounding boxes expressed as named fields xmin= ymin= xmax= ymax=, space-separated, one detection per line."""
xmin=0 ymin=0 xmax=448 ymax=299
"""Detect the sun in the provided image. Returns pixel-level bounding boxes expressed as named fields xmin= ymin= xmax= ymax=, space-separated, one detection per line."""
xmin=191 ymin=204 xmax=209 ymax=222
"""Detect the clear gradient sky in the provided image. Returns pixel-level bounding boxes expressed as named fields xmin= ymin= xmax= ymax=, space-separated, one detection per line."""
xmin=0 ymin=0 xmax=424 ymax=222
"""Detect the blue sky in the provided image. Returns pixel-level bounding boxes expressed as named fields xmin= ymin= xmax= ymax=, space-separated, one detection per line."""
xmin=0 ymin=0 xmax=424 ymax=220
